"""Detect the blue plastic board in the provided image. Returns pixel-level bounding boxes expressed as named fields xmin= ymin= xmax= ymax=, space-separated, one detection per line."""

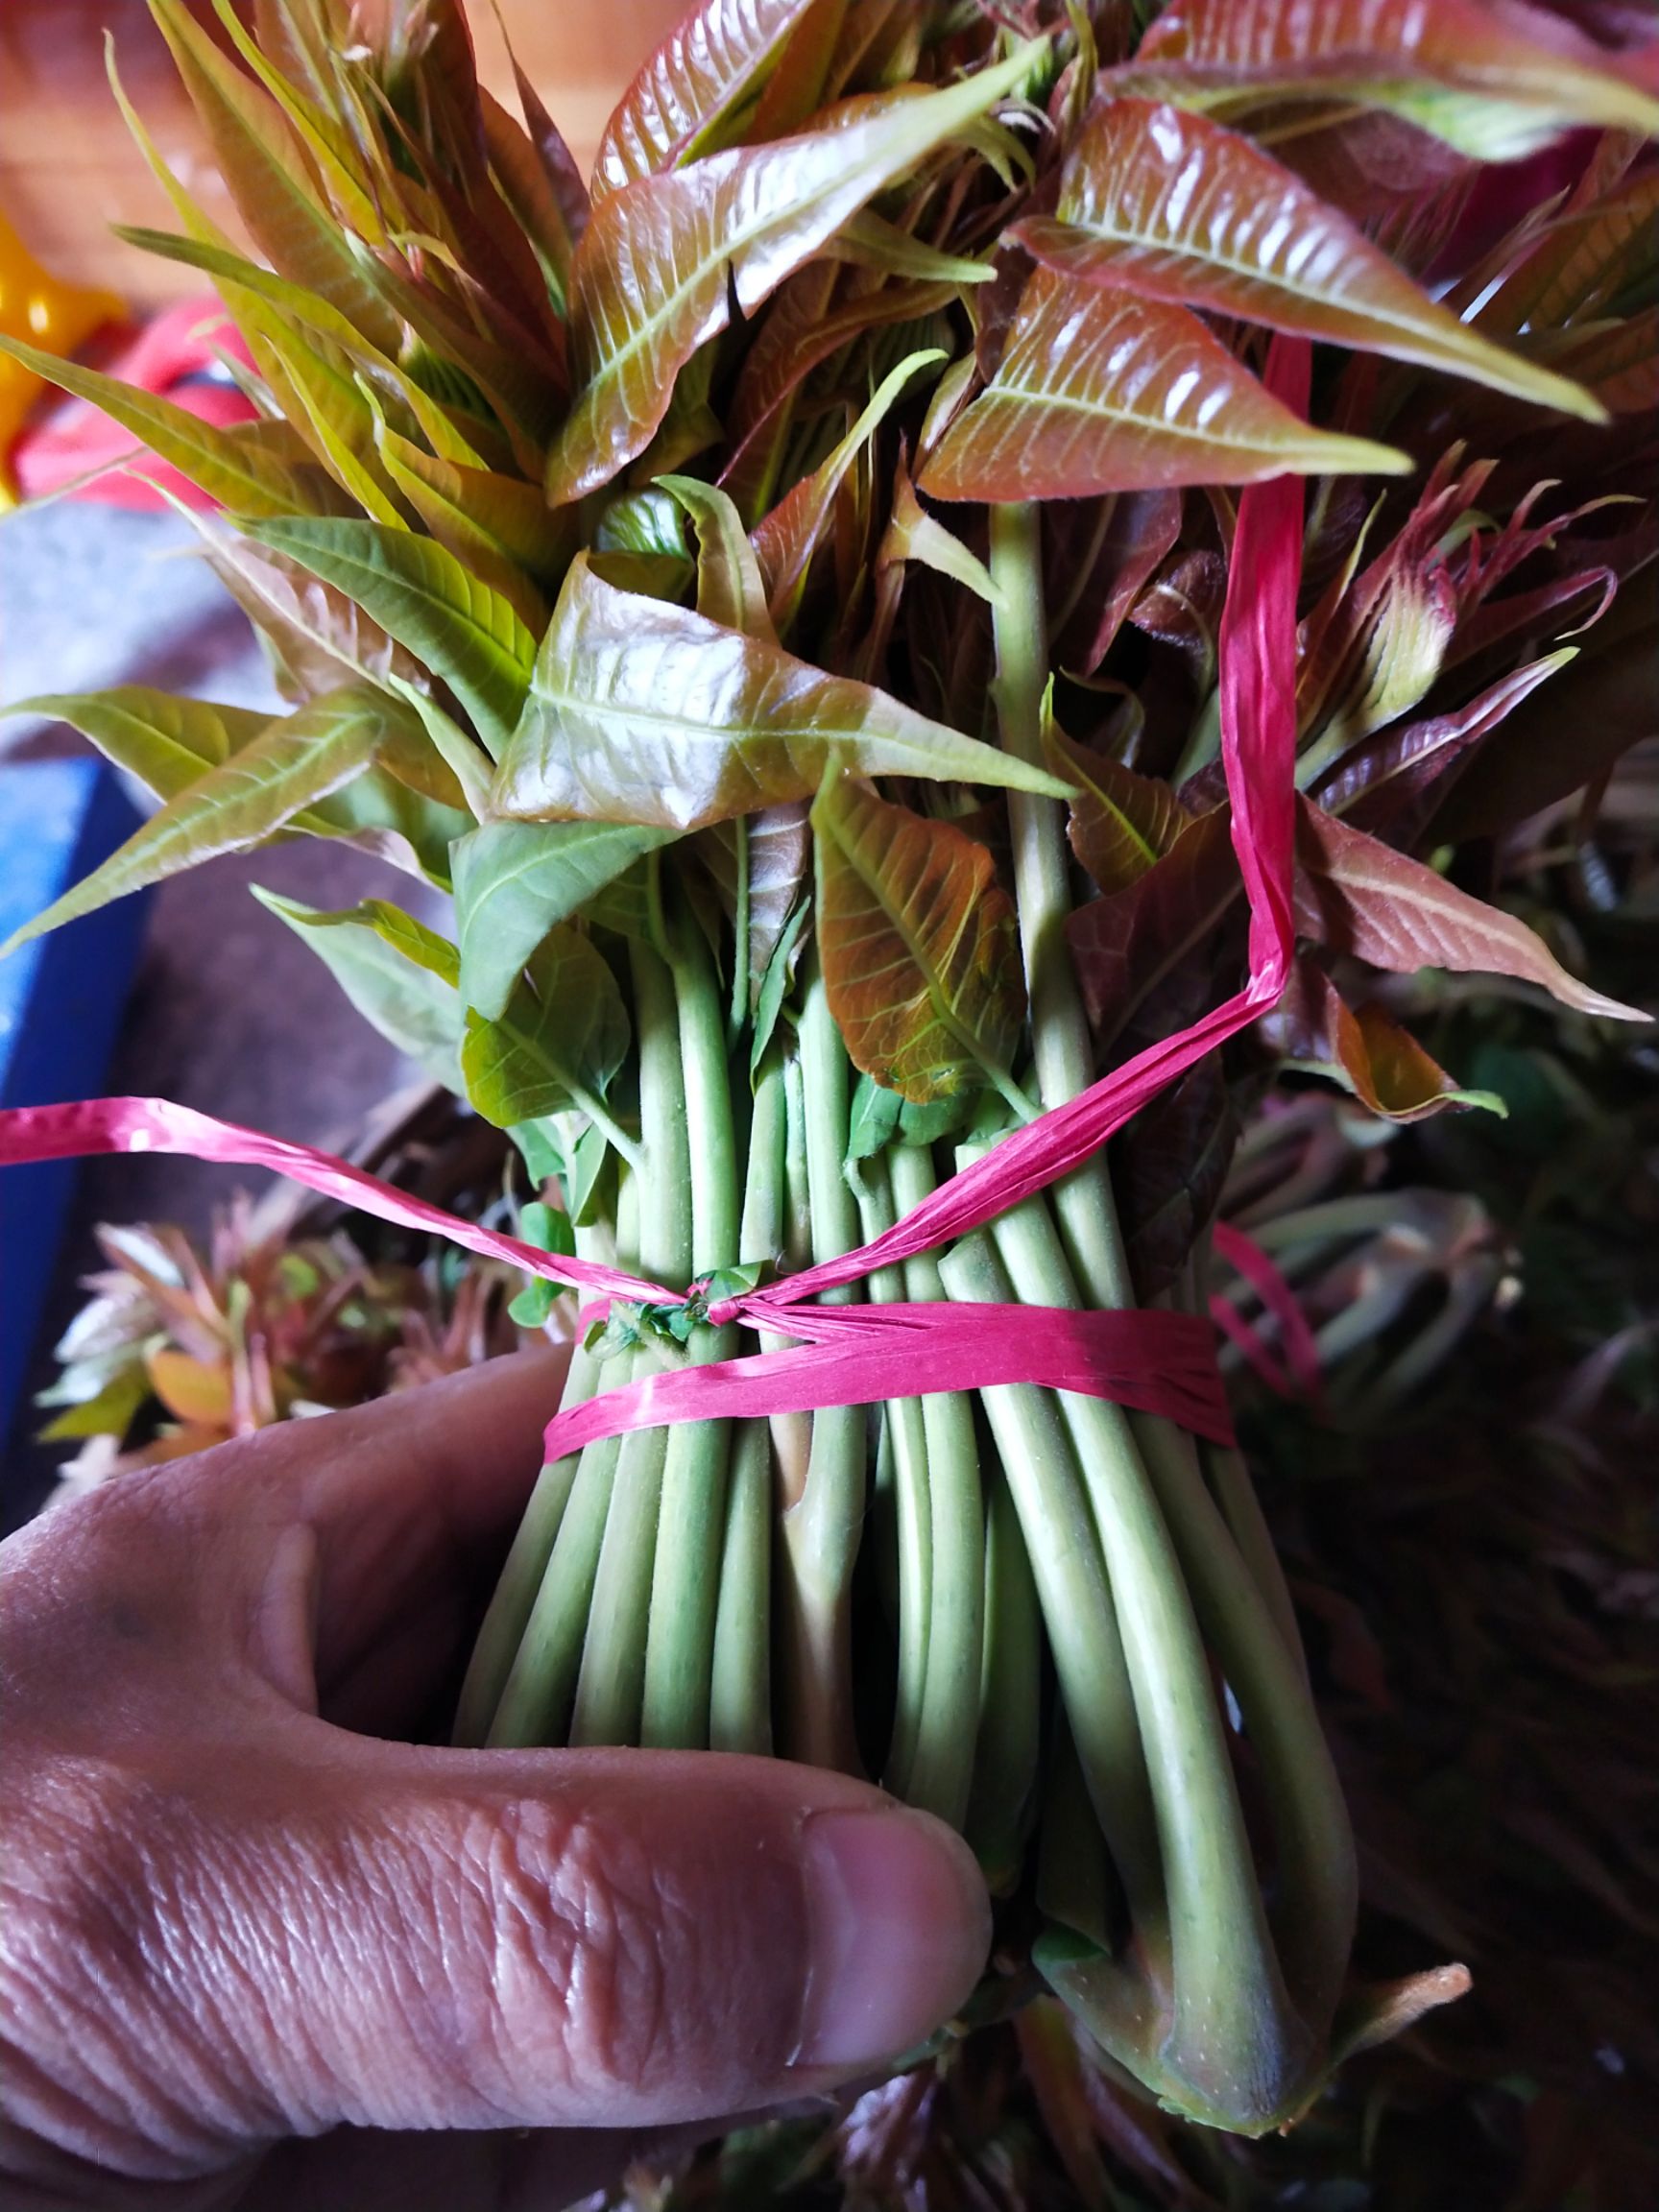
xmin=0 ymin=760 xmax=152 ymax=1444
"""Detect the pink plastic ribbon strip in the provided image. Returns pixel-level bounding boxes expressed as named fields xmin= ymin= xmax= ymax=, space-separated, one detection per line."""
xmin=1210 ymin=1219 xmax=1326 ymax=1407
xmin=0 ymin=337 xmax=1313 ymax=1460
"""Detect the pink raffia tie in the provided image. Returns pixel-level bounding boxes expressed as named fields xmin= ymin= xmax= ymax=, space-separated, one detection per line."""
xmin=0 ymin=338 xmax=1315 ymax=1459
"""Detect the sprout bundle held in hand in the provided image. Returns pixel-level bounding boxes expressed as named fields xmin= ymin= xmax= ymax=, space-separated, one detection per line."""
xmin=8 ymin=0 xmax=1655 ymax=2138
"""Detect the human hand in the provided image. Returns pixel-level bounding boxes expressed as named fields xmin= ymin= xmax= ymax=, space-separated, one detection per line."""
xmin=0 ymin=1351 xmax=991 ymax=2210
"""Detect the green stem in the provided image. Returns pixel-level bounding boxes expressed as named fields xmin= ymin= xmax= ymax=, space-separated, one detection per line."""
xmin=570 ymin=939 xmax=690 ymax=1746
xmin=891 ymin=1140 xmax=983 ymax=1832
xmin=478 ymin=1190 xmax=640 ymax=1749
xmin=988 ymin=1185 xmax=1306 ymax=2119
xmin=451 ymin=1335 xmax=597 ymax=1746
xmin=938 ymin=1227 xmax=1165 ymax=1940
xmin=752 ymin=1048 xmax=813 ymax=1519
xmin=963 ymin=1449 xmax=1042 ymax=1891
xmin=779 ymin=957 xmax=864 ymax=1774
xmin=709 ymin=1421 xmax=773 ymax=1755
xmin=853 ymin=1154 xmax=932 ymax=1804
xmin=642 ymin=918 xmax=740 ymax=1749
xmin=987 ymin=498 xmax=1134 ymax=1312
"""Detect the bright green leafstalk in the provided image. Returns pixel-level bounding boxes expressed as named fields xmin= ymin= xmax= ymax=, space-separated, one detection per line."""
xmin=780 ymin=955 xmax=865 ymax=1774
xmin=570 ymin=936 xmax=690 ymax=1747
xmin=851 ymin=1153 xmax=933 ymax=1804
xmin=963 ymin=1464 xmax=1042 ymax=1890
xmin=642 ymin=916 xmax=740 ymax=1748
xmin=451 ymin=1336 xmax=597 ymax=1747
xmin=986 ymin=1185 xmax=1307 ymax=2119
xmin=891 ymin=1140 xmax=983 ymax=1832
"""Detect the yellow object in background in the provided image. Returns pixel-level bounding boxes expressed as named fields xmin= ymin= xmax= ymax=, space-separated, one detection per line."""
xmin=0 ymin=207 xmax=124 ymax=505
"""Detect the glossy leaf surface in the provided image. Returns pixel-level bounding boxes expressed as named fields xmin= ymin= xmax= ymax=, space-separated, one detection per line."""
xmin=1293 ymin=800 xmax=1646 ymax=1022
xmin=452 ymin=820 xmax=675 ymax=1021
xmin=247 ymin=519 xmax=538 ymax=752
xmin=922 ymin=269 xmax=1409 ymax=501
xmin=593 ymin=0 xmax=818 ymax=197
xmin=492 ymin=558 xmax=1068 ymax=831
xmin=1015 ymin=101 xmax=1602 ymax=420
xmin=1 ymin=687 xmax=393 ymax=953
xmin=814 ymin=777 xmax=1026 ymax=1104
xmin=461 ymin=926 xmax=632 ymax=1127
xmin=0 ymin=690 xmax=268 ymax=804
xmin=252 ymin=888 xmax=464 ymax=1090
xmin=0 ymin=335 xmax=325 ymax=517
xmin=546 ymin=45 xmax=1035 ymax=502
xmin=1127 ymin=0 xmax=1659 ymax=158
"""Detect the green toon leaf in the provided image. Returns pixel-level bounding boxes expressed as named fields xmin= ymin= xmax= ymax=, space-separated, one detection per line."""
xmin=245 ymin=519 xmax=539 ymax=754
xmin=0 ymin=690 xmax=270 ymax=802
xmin=461 ymin=926 xmax=632 ymax=1128
xmin=545 ymin=42 xmax=1040 ymax=502
xmin=1013 ymin=99 xmax=1604 ymax=422
xmin=452 ymin=819 xmax=676 ymax=1021
xmin=0 ymin=334 xmax=328 ymax=517
xmin=149 ymin=0 xmax=405 ymax=353
xmin=491 ymin=556 xmax=1070 ymax=832
xmin=252 ymin=888 xmax=465 ymax=1092
xmin=0 ymin=686 xmax=399 ymax=956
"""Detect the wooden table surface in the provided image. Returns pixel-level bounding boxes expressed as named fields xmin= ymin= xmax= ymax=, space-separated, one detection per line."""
xmin=0 ymin=0 xmax=685 ymax=309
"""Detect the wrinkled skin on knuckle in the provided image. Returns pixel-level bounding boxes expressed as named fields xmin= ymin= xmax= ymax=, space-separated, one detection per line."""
xmin=0 ymin=1754 xmax=292 ymax=2182
xmin=418 ymin=1792 xmax=814 ymax=2124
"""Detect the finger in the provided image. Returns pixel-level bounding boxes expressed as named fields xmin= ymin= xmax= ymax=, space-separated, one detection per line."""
xmin=135 ymin=1349 xmax=573 ymax=1707
xmin=52 ymin=1743 xmax=989 ymax=2167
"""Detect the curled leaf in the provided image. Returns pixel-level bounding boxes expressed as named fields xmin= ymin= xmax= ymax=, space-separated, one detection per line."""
xmin=452 ymin=820 xmax=675 ymax=1021
xmin=461 ymin=926 xmax=632 ymax=1127
xmin=1046 ymin=712 xmax=1189 ymax=895
xmin=1261 ymin=960 xmax=1503 ymax=1121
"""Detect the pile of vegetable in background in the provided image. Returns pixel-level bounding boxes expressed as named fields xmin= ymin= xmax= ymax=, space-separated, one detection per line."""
xmin=4 ymin=0 xmax=1655 ymax=2163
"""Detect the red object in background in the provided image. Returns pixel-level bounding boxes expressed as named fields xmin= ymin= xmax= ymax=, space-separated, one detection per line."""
xmin=10 ymin=295 xmax=255 ymax=509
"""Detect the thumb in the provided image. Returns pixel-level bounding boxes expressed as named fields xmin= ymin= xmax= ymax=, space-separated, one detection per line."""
xmin=99 ymin=1737 xmax=991 ymax=2158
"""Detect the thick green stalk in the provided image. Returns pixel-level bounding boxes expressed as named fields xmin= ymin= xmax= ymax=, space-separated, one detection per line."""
xmin=1136 ymin=1416 xmax=1356 ymax=2035
xmin=709 ymin=1420 xmax=773 ymax=1754
xmin=486 ymin=1421 xmax=627 ymax=1747
xmin=891 ymin=1140 xmax=984 ymax=1832
xmin=963 ymin=1457 xmax=1042 ymax=1890
xmin=853 ymin=1155 xmax=932 ymax=1803
xmin=484 ymin=1177 xmax=641 ymax=1749
xmin=779 ymin=958 xmax=865 ymax=1773
xmin=451 ymin=1336 xmax=597 ymax=1746
xmin=938 ymin=1228 xmax=1166 ymax=1940
xmin=987 ymin=497 xmax=1134 ymax=1311
xmin=988 ymin=1188 xmax=1307 ymax=2119
xmin=642 ymin=920 xmax=740 ymax=1748
xmin=570 ymin=939 xmax=690 ymax=1746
